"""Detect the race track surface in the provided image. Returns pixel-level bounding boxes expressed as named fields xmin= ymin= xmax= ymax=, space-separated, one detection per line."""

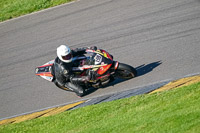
xmin=1 ymin=0 xmax=200 ymax=119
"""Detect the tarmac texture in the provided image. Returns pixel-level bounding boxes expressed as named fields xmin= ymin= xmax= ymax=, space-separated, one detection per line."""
xmin=1 ymin=0 xmax=200 ymax=120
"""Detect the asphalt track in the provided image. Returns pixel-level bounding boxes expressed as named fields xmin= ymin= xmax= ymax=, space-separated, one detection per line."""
xmin=0 ymin=0 xmax=200 ymax=120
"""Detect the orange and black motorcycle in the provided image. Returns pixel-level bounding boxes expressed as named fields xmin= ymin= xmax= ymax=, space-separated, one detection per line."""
xmin=35 ymin=49 xmax=137 ymax=92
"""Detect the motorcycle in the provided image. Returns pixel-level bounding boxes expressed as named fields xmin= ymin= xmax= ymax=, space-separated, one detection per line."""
xmin=35 ymin=49 xmax=137 ymax=93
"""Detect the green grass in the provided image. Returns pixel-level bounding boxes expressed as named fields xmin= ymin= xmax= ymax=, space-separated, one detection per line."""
xmin=1 ymin=82 xmax=200 ymax=133
xmin=0 ymin=0 xmax=73 ymax=22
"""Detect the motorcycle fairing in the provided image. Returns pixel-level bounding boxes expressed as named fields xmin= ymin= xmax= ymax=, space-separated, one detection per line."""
xmin=85 ymin=49 xmax=113 ymax=75
xmin=86 ymin=49 xmax=113 ymax=60
xmin=97 ymin=64 xmax=112 ymax=75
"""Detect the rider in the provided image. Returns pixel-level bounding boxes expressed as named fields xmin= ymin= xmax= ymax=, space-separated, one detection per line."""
xmin=53 ymin=45 xmax=98 ymax=97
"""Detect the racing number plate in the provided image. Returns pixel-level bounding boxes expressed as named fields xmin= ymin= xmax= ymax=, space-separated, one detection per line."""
xmin=94 ymin=54 xmax=102 ymax=64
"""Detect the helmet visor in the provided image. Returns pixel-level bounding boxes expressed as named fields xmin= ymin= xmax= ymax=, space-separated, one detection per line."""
xmin=62 ymin=53 xmax=72 ymax=61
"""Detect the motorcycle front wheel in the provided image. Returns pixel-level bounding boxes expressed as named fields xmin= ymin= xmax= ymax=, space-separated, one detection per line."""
xmin=115 ymin=63 xmax=137 ymax=79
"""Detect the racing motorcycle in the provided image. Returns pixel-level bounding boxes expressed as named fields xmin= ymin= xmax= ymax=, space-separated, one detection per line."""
xmin=35 ymin=49 xmax=137 ymax=92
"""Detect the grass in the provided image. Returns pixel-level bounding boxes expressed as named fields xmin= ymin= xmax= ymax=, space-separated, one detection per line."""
xmin=1 ymin=82 xmax=200 ymax=133
xmin=0 ymin=0 xmax=74 ymax=22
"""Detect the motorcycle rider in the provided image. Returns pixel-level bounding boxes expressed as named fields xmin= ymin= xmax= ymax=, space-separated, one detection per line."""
xmin=53 ymin=45 xmax=98 ymax=97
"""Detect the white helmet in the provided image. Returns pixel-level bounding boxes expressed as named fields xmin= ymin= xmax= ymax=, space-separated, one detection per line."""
xmin=57 ymin=45 xmax=72 ymax=63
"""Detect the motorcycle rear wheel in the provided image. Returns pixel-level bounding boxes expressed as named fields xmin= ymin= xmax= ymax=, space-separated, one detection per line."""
xmin=115 ymin=63 xmax=137 ymax=79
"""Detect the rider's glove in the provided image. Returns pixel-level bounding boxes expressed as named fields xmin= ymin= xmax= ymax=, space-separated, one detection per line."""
xmin=88 ymin=70 xmax=97 ymax=81
xmin=81 ymin=76 xmax=90 ymax=82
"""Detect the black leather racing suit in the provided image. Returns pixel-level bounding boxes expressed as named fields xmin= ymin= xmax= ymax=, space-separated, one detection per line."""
xmin=53 ymin=47 xmax=97 ymax=97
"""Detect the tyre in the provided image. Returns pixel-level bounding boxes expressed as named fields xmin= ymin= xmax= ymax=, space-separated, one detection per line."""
xmin=115 ymin=63 xmax=137 ymax=79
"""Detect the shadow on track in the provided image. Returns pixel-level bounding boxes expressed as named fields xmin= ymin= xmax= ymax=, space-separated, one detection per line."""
xmin=135 ymin=61 xmax=162 ymax=77
xmin=84 ymin=78 xmax=127 ymax=96
xmin=82 ymin=61 xmax=162 ymax=97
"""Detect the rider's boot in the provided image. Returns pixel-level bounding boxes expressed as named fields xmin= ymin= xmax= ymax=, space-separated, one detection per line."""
xmin=65 ymin=82 xmax=86 ymax=97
